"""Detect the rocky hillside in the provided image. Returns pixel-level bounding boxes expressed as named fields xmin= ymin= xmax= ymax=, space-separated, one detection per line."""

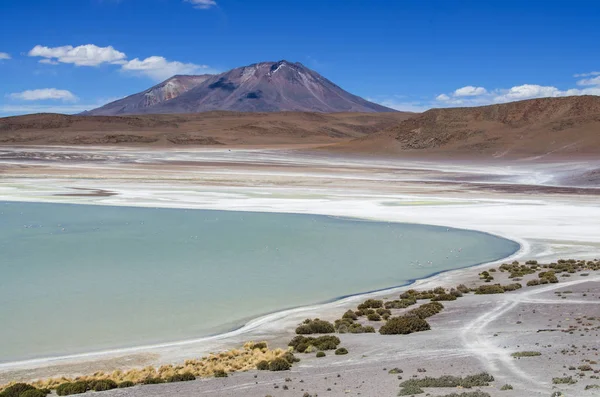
xmin=340 ymin=95 xmax=600 ymax=158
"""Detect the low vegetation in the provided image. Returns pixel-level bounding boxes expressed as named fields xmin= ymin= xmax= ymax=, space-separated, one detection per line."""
xmin=379 ymin=315 xmax=430 ymax=335
xmin=511 ymin=351 xmax=541 ymax=358
xmin=288 ymin=335 xmax=341 ymax=353
xmin=295 ymin=318 xmax=335 ymax=334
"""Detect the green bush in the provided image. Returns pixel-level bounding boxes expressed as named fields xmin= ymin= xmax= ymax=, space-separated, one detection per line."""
xmin=357 ymin=299 xmax=383 ymax=309
xmin=398 ymin=384 xmax=424 ymax=395
xmin=316 ymin=351 xmax=326 ymax=358
xmin=526 ymin=279 xmax=540 ymax=286
xmin=500 ymin=384 xmax=513 ymax=390
xmin=502 ymin=283 xmax=522 ymax=292
xmin=552 ymin=376 xmax=576 ymax=384
xmin=90 ymin=379 xmax=117 ymax=391
xmin=379 ymin=316 xmax=430 ymax=335
xmin=474 ymin=285 xmax=505 ymax=294
xmin=384 ymin=298 xmax=417 ymax=309
xmin=407 ymin=302 xmax=444 ymax=319
xmin=117 ymin=381 xmax=135 ymax=388
xmin=456 ymin=284 xmax=470 ymax=294
xmin=511 ymin=351 xmax=541 ymax=358
xmin=0 ymin=384 xmax=37 ymax=397
xmin=56 ymin=382 xmax=89 ymax=396
xmin=367 ymin=313 xmax=381 ymax=321
xmin=288 ymin=335 xmax=340 ymax=352
xmin=251 ymin=342 xmax=267 ymax=350
xmin=399 ymin=373 xmax=494 ymax=389
xmin=269 ymin=358 xmax=291 ymax=371
xmin=18 ymin=391 xmax=48 ymax=397
xmin=334 ymin=347 xmax=348 ymax=355
xmin=434 ymin=392 xmax=490 ymax=397
xmin=166 ymin=373 xmax=196 ymax=382
xmin=282 ymin=351 xmax=300 ymax=364
xmin=142 ymin=377 xmax=164 ymax=385
xmin=431 ymin=293 xmax=457 ymax=301
xmin=342 ymin=310 xmax=358 ymax=320
xmin=295 ymin=319 xmax=335 ymax=334
xmin=214 ymin=369 xmax=228 ymax=378
xmin=257 ymin=360 xmax=270 ymax=370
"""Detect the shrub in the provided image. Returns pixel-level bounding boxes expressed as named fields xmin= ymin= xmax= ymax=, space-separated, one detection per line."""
xmin=367 ymin=313 xmax=381 ymax=321
xmin=502 ymin=283 xmax=522 ymax=292
xmin=165 ymin=373 xmax=196 ymax=382
xmin=552 ymin=376 xmax=576 ymax=384
xmin=379 ymin=316 xmax=430 ymax=335
xmin=288 ymin=335 xmax=340 ymax=352
xmin=257 ymin=360 xmax=270 ymax=370
xmin=384 ymin=298 xmax=416 ymax=309
xmin=18 ymin=389 xmax=50 ymax=397
xmin=431 ymin=293 xmax=457 ymax=301
xmin=407 ymin=302 xmax=444 ymax=319
xmin=18 ymin=391 xmax=48 ymax=397
xmin=456 ymin=284 xmax=470 ymax=294
xmin=500 ymin=384 xmax=513 ymax=390
xmin=269 ymin=358 xmax=291 ymax=371
xmin=526 ymin=279 xmax=540 ymax=286
xmin=342 ymin=310 xmax=358 ymax=320
xmin=511 ymin=351 xmax=541 ymax=358
xmin=282 ymin=351 xmax=300 ymax=364
xmin=399 ymin=373 xmax=494 ymax=389
xmin=398 ymin=384 xmax=424 ymax=395
xmin=142 ymin=377 xmax=164 ymax=385
xmin=295 ymin=319 xmax=335 ymax=334
xmin=316 ymin=351 xmax=326 ymax=358
xmin=214 ymin=369 xmax=228 ymax=378
xmin=357 ymin=299 xmax=383 ymax=309
xmin=56 ymin=382 xmax=89 ymax=396
xmin=251 ymin=342 xmax=267 ymax=350
xmin=334 ymin=347 xmax=348 ymax=355
xmin=474 ymin=285 xmax=505 ymax=294
xmin=118 ymin=381 xmax=135 ymax=388
xmin=90 ymin=379 xmax=117 ymax=391
xmin=1 ymin=384 xmax=36 ymax=397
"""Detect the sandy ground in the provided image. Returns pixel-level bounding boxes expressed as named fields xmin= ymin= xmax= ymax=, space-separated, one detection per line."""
xmin=1 ymin=146 xmax=599 ymax=396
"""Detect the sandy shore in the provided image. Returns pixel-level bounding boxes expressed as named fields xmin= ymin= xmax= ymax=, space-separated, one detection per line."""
xmin=1 ymin=147 xmax=599 ymax=396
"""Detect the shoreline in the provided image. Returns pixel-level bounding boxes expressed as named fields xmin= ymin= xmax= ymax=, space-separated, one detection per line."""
xmin=0 ymin=201 xmax=523 ymax=371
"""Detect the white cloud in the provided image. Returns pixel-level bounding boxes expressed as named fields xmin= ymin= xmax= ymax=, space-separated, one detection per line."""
xmin=573 ymin=71 xmax=600 ymax=77
xmin=576 ymin=76 xmax=600 ymax=86
xmin=436 ymin=94 xmax=450 ymax=101
xmin=0 ymin=52 xmax=10 ymax=60
xmin=0 ymin=104 xmax=93 ymax=115
xmin=184 ymin=0 xmax=217 ymax=9
xmin=453 ymin=86 xmax=487 ymax=97
xmin=8 ymin=88 xmax=78 ymax=102
xmin=28 ymin=44 xmax=126 ymax=66
xmin=120 ymin=56 xmax=213 ymax=81
xmin=493 ymin=84 xmax=562 ymax=102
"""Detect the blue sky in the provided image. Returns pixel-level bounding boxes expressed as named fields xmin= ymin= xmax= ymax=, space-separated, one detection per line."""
xmin=1 ymin=0 xmax=600 ymax=115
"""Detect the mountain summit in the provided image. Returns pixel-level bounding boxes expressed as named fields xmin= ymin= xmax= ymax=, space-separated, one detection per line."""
xmin=84 ymin=61 xmax=395 ymax=115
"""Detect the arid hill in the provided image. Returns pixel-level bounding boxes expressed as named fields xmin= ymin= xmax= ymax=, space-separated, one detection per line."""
xmin=336 ymin=95 xmax=600 ymax=158
xmin=0 ymin=111 xmax=413 ymax=146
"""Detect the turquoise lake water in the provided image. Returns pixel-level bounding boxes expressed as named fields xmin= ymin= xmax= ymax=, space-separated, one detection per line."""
xmin=0 ymin=201 xmax=519 ymax=363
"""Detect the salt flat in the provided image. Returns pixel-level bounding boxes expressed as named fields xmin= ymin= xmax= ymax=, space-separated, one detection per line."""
xmin=0 ymin=147 xmax=599 ymax=396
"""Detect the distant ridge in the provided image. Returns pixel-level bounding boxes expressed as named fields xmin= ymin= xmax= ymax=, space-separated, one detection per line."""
xmin=84 ymin=61 xmax=395 ymax=115
xmin=337 ymin=95 xmax=600 ymax=158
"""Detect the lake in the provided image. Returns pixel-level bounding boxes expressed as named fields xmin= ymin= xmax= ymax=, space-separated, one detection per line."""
xmin=0 ymin=201 xmax=519 ymax=363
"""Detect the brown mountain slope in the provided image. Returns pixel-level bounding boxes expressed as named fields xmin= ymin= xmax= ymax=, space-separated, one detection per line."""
xmin=336 ymin=95 xmax=600 ymax=158
xmin=0 ymin=111 xmax=413 ymax=146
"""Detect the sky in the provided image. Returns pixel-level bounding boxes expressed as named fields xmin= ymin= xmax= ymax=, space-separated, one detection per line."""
xmin=1 ymin=0 xmax=600 ymax=116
